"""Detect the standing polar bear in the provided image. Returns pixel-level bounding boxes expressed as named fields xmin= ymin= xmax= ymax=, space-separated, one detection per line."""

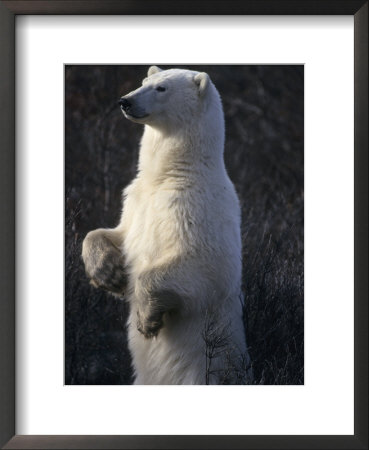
xmin=82 ymin=66 xmax=252 ymax=384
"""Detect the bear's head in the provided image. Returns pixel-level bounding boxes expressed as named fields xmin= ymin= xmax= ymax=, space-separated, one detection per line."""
xmin=119 ymin=66 xmax=217 ymax=130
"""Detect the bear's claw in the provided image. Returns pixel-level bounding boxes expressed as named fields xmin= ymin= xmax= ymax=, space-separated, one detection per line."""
xmin=137 ymin=311 xmax=163 ymax=339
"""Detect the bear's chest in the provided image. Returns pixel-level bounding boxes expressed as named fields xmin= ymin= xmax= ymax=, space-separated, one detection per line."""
xmin=122 ymin=182 xmax=188 ymax=268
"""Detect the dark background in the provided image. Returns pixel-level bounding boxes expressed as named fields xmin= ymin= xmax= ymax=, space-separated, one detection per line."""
xmin=65 ymin=65 xmax=304 ymax=385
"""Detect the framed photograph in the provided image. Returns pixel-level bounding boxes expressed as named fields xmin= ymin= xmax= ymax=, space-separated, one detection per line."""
xmin=0 ymin=1 xmax=367 ymax=449
xmin=65 ymin=62 xmax=303 ymax=388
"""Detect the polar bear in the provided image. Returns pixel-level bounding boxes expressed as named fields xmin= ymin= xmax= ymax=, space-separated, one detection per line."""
xmin=82 ymin=66 xmax=252 ymax=384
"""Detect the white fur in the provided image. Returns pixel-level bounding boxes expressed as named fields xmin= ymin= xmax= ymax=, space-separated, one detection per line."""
xmin=89 ymin=67 xmax=251 ymax=384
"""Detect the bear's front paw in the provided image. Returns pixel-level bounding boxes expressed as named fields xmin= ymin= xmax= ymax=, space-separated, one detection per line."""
xmin=137 ymin=310 xmax=163 ymax=339
xmin=82 ymin=231 xmax=127 ymax=295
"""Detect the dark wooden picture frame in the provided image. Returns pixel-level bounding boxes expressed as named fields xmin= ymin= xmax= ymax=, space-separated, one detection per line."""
xmin=0 ymin=1 xmax=367 ymax=449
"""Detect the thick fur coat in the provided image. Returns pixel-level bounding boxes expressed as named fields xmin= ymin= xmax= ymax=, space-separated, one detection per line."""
xmin=82 ymin=66 xmax=251 ymax=384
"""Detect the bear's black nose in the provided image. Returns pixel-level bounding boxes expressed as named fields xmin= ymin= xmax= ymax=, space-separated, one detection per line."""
xmin=119 ymin=97 xmax=131 ymax=111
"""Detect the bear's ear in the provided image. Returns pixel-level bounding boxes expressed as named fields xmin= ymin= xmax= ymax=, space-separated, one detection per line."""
xmin=148 ymin=66 xmax=162 ymax=77
xmin=194 ymin=72 xmax=209 ymax=96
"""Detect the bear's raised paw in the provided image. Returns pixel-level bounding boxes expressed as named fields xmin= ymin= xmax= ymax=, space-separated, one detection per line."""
xmin=82 ymin=230 xmax=127 ymax=296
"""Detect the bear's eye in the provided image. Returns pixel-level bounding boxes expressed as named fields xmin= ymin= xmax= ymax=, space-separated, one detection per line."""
xmin=156 ymin=86 xmax=166 ymax=92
